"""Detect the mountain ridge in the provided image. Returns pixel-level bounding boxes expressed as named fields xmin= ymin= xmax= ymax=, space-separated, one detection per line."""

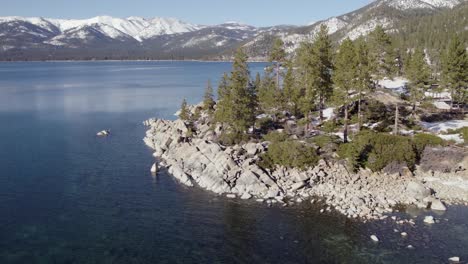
xmin=0 ymin=0 xmax=466 ymax=61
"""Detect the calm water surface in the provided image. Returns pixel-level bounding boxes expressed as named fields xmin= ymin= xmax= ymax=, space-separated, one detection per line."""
xmin=0 ymin=61 xmax=467 ymax=264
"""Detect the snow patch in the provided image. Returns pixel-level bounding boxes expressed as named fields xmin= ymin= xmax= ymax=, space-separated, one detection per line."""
xmin=378 ymin=77 xmax=408 ymax=93
xmin=421 ymin=120 xmax=468 ymax=133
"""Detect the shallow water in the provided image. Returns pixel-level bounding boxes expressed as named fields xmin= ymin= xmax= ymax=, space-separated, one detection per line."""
xmin=0 ymin=61 xmax=467 ymax=263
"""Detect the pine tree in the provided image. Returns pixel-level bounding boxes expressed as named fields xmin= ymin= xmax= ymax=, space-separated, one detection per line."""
xmin=310 ymin=24 xmax=334 ymax=122
xmin=179 ymin=98 xmax=190 ymax=121
xmin=215 ymin=73 xmax=233 ymax=123
xmin=333 ymin=38 xmax=357 ymax=143
xmin=258 ymin=69 xmax=282 ymax=117
xmin=355 ymin=38 xmax=373 ymax=131
xmin=283 ymin=60 xmax=302 ymax=116
xmin=203 ymin=80 xmax=216 ymax=113
xmin=441 ymin=35 xmax=468 ymax=110
xmin=254 ymin=72 xmax=261 ymax=91
xmin=295 ymin=41 xmax=315 ymax=120
xmin=406 ymin=48 xmax=431 ymax=113
xmin=368 ymin=25 xmax=397 ymax=80
xmin=269 ymin=38 xmax=287 ymax=89
xmin=214 ymin=48 xmax=257 ymax=134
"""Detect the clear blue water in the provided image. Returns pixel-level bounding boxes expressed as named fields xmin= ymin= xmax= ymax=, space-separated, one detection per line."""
xmin=0 ymin=61 xmax=467 ymax=264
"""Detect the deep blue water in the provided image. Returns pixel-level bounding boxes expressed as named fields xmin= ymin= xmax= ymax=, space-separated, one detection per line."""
xmin=0 ymin=61 xmax=467 ymax=264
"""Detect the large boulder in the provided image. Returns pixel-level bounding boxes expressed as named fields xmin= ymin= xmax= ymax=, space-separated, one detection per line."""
xmin=406 ymin=182 xmax=431 ymax=200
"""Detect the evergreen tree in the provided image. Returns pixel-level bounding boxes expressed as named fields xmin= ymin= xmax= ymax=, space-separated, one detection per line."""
xmin=310 ymin=25 xmax=334 ymax=122
xmin=295 ymin=41 xmax=315 ymax=121
xmin=269 ymin=38 xmax=287 ymax=89
xmin=333 ymin=38 xmax=357 ymax=143
xmin=254 ymin=72 xmax=261 ymax=91
xmin=283 ymin=60 xmax=302 ymax=117
xmin=215 ymin=73 xmax=233 ymax=123
xmin=179 ymin=98 xmax=190 ymax=121
xmin=406 ymin=48 xmax=431 ymax=113
xmin=355 ymin=38 xmax=373 ymax=130
xmin=258 ymin=69 xmax=282 ymax=117
xmin=202 ymin=80 xmax=216 ymax=113
xmin=214 ymin=48 xmax=257 ymax=134
xmin=368 ymin=25 xmax=397 ymax=79
xmin=441 ymin=35 xmax=468 ymax=109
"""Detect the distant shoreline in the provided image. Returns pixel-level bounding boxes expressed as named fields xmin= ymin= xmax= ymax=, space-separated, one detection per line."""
xmin=0 ymin=59 xmax=269 ymax=63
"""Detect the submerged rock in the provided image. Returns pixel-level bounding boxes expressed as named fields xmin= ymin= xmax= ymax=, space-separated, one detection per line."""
xmin=449 ymin=257 xmax=460 ymax=263
xmin=370 ymin=235 xmax=379 ymax=242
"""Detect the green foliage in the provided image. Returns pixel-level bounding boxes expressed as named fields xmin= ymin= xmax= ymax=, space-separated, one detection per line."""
xmin=295 ymin=25 xmax=334 ymax=120
xmin=258 ymin=69 xmax=283 ymax=116
xmin=338 ymin=131 xmax=416 ymax=172
xmin=191 ymin=107 xmax=202 ymax=122
xmin=447 ymin=127 xmax=468 ymax=144
xmin=260 ymin=131 xmax=319 ymax=170
xmin=413 ymin=133 xmax=445 ymax=158
xmin=368 ymin=25 xmax=397 ymax=79
xmin=269 ymin=38 xmax=287 ymax=64
xmin=355 ymin=37 xmax=374 ymax=95
xmin=282 ymin=60 xmax=302 ymax=116
xmin=310 ymin=134 xmax=342 ymax=149
xmin=202 ymin=80 xmax=216 ymax=113
xmin=321 ymin=120 xmax=339 ymax=133
xmin=405 ymin=48 xmax=431 ymax=108
xmin=441 ymin=35 xmax=468 ymax=106
xmin=461 ymin=127 xmax=468 ymax=144
xmin=218 ymin=131 xmax=250 ymax=146
xmin=333 ymin=38 xmax=357 ymax=103
xmin=179 ymin=98 xmax=190 ymax=121
xmin=257 ymin=117 xmax=275 ymax=133
xmin=214 ymin=48 xmax=257 ymax=134
xmin=391 ymin=2 xmax=468 ymax=69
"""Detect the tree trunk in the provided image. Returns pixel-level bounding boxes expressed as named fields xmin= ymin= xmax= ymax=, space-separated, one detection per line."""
xmin=394 ymin=103 xmax=399 ymax=135
xmin=344 ymin=104 xmax=349 ymax=143
xmin=357 ymin=94 xmax=362 ymax=131
xmin=276 ymin=62 xmax=280 ymax=90
xmin=319 ymin=96 xmax=324 ymax=122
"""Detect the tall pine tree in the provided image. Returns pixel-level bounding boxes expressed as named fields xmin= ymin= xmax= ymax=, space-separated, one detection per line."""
xmin=283 ymin=60 xmax=302 ymax=117
xmin=441 ymin=35 xmax=468 ymax=109
xmin=214 ymin=48 xmax=257 ymax=134
xmin=406 ymin=47 xmax=431 ymax=113
xmin=203 ymin=80 xmax=216 ymax=113
xmin=269 ymin=38 xmax=287 ymax=90
xmin=355 ymin=37 xmax=373 ymax=130
xmin=310 ymin=25 xmax=334 ymax=122
xmin=179 ymin=98 xmax=190 ymax=121
xmin=333 ymin=38 xmax=357 ymax=143
xmin=368 ymin=25 xmax=397 ymax=80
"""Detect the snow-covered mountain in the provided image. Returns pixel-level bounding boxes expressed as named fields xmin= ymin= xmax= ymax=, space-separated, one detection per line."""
xmin=0 ymin=0 xmax=466 ymax=60
xmin=0 ymin=16 xmax=201 ymax=43
xmin=241 ymin=0 xmax=466 ymax=57
xmin=378 ymin=0 xmax=462 ymax=10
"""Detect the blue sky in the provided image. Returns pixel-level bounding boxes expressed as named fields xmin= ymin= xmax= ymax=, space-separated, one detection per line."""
xmin=1 ymin=0 xmax=373 ymax=26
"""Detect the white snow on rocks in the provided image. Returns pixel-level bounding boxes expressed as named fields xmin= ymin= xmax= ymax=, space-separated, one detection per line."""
xmin=378 ymin=77 xmax=408 ymax=93
xmin=1 ymin=15 xmax=201 ymax=43
xmin=421 ymin=120 xmax=468 ymax=133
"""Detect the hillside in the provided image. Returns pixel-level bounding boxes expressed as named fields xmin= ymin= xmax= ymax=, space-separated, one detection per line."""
xmin=0 ymin=0 xmax=466 ymax=61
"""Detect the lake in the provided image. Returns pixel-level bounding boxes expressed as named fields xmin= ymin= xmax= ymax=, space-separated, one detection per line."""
xmin=0 ymin=61 xmax=467 ymax=263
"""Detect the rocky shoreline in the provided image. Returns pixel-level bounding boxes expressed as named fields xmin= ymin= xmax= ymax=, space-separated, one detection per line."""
xmin=143 ymin=118 xmax=468 ymax=220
